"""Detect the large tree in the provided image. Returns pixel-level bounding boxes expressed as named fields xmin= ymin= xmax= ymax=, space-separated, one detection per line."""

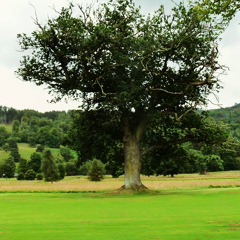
xmin=17 ymin=0 xmax=226 ymax=189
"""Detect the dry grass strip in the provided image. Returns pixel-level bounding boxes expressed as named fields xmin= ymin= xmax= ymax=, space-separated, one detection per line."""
xmin=1 ymin=171 xmax=240 ymax=192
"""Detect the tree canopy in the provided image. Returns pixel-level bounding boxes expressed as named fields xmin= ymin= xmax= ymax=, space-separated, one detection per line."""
xmin=190 ymin=0 xmax=240 ymax=23
xmin=17 ymin=0 xmax=227 ymax=189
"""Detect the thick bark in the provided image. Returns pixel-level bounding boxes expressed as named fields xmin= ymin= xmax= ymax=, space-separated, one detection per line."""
xmin=122 ymin=117 xmax=147 ymax=190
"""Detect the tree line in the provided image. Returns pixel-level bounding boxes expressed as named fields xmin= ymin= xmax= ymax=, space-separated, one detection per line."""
xmin=0 ymin=106 xmax=72 ymax=148
xmin=1 ymin=102 xmax=240 ymax=180
xmin=0 ymin=105 xmax=71 ymax=124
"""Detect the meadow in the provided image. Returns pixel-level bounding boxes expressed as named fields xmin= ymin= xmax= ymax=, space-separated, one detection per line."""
xmin=1 ymin=172 xmax=240 ymax=239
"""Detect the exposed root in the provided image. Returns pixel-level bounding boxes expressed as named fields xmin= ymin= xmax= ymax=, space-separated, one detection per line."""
xmin=120 ymin=184 xmax=148 ymax=191
xmin=111 ymin=184 xmax=157 ymax=194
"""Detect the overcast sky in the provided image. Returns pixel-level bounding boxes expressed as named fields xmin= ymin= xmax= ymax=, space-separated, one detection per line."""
xmin=0 ymin=0 xmax=239 ymax=112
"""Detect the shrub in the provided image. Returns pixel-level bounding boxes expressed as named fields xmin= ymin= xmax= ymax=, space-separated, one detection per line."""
xmin=1 ymin=156 xmax=16 ymax=178
xmin=79 ymin=160 xmax=93 ymax=175
xmin=60 ymin=147 xmax=74 ymax=162
xmin=18 ymin=158 xmax=28 ymax=174
xmin=28 ymin=152 xmax=42 ymax=173
xmin=25 ymin=169 xmax=36 ymax=180
xmin=41 ymin=149 xmax=60 ymax=182
xmin=57 ymin=163 xmax=65 ymax=180
xmin=65 ymin=161 xmax=79 ymax=176
xmin=17 ymin=172 xmax=25 ymax=180
xmin=88 ymin=158 xmax=106 ymax=182
xmin=28 ymin=136 xmax=36 ymax=147
xmin=36 ymin=173 xmax=43 ymax=180
xmin=36 ymin=144 xmax=45 ymax=153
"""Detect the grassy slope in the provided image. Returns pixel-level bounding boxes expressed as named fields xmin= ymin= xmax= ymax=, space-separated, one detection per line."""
xmin=0 ymin=143 xmax=62 ymax=160
xmin=0 ymin=123 xmax=11 ymax=132
xmin=0 ymin=188 xmax=240 ymax=240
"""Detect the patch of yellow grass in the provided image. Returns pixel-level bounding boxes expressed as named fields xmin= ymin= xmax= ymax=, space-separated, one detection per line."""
xmin=1 ymin=171 xmax=240 ymax=192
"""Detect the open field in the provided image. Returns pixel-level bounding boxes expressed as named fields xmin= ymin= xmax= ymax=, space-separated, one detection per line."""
xmin=1 ymin=171 xmax=240 ymax=192
xmin=0 ymin=188 xmax=240 ymax=239
xmin=1 ymin=172 xmax=240 ymax=239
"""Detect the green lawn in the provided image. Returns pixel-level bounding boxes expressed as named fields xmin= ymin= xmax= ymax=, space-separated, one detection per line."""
xmin=0 ymin=188 xmax=240 ymax=239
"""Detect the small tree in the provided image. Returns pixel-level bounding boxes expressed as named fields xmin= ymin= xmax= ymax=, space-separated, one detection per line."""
xmin=18 ymin=158 xmax=28 ymax=174
xmin=28 ymin=152 xmax=42 ymax=173
xmin=60 ymin=147 xmax=74 ymax=162
xmin=17 ymin=172 xmax=25 ymax=180
xmin=65 ymin=161 xmax=79 ymax=176
xmin=1 ymin=156 xmax=16 ymax=178
xmin=28 ymin=135 xmax=36 ymax=147
xmin=12 ymin=120 xmax=20 ymax=136
xmin=88 ymin=159 xmax=106 ymax=182
xmin=25 ymin=169 xmax=36 ymax=180
xmin=8 ymin=138 xmax=21 ymax=162
xmin=36 ymin=144 xmax=45 ymax=153
xmin=41 ymin=149 xmax=60 ymax=182
xmin=0 ymin=126 xmax=10 ymax=147
xmin=57 ymin=163 xmax=65 ymax=180
xmin=36 ymin=173 xmax=43 ymax=180
xmin=79 ymin=160 xmax=94 ymax=175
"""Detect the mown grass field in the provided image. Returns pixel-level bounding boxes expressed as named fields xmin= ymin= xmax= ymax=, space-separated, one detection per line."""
xmin=1 ymin=172 xmax=240 ymax=239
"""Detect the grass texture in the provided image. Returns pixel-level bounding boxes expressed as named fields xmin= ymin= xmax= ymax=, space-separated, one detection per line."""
xmin=1 ymin=171 xmax=240 ymax=240
xmin=0 ymin=189 xmax=240 ymax=240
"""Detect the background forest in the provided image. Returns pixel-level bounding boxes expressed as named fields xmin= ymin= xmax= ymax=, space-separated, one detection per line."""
xmin=0 ymin=103 xmax=240 ymax=180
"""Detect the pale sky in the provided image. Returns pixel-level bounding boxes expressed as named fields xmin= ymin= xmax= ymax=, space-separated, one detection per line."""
xmin=0 ymin=0 xmax=239 ymax=112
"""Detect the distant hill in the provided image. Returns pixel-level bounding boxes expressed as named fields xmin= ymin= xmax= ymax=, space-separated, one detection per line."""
xmin=209 ymin=103 xmax=240 ymax=123
xmin=209 ymin=103 xmax=240 ymax=139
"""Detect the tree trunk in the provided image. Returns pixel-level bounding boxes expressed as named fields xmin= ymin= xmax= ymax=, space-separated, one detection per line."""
xmin=122 ymin=123 xmax=147 ymax=190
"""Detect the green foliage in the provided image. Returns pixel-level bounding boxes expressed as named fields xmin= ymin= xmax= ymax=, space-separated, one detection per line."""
xmin=36 ymin=173 xmax=43 ymax=180
xmin=79 ymin=160 xmax=94 ymax=176
xmin=0 ymin=126 xmax=10 ymax=146
xmin=0 ymin=156 xmax=16 ymax=178
xmin=206 ymin=155 xmax=224 ymax=172
xmin=17 ymin=172 xmax=25 ymax=180
xmin=87 ymin=159 xmax=106 ymax=182
xmin=25 ymin=169 xmax=36 ymax=180
xmin=28 ymin=135 xmax=37 ymax=147
xmin=10 ymin=148 xmax=21 ymax=163
xmin=28 ymin=152 xmax=42 ymax=173
xmin=18 ymin=158 xmax=28 ymax=174
xmin=41 ymin=149 xmax=60 ymax=182
xmin=65 ymin=161 xmax=79 ymax=176
xmin=57 ymin=163 xmax=65 ymax=180
xmin=12 ymin=120 xmax=20 ymax=134
xmin=8 ymin=138 xmax=21 ymax=162
xmin=191 ymin=0 xmax=240 ymax=23
xmin=36 ymin=144 xmax=45 ymax=153
xmin=16 ymin=0 xmax=227 ymax=187
xmin=70 ymin=110 xmax=124 ymax=176
xmin=0 ymin=106 xmax=71 ymax=149
xmin=59 ymin=146 xmax=74 ymax=162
